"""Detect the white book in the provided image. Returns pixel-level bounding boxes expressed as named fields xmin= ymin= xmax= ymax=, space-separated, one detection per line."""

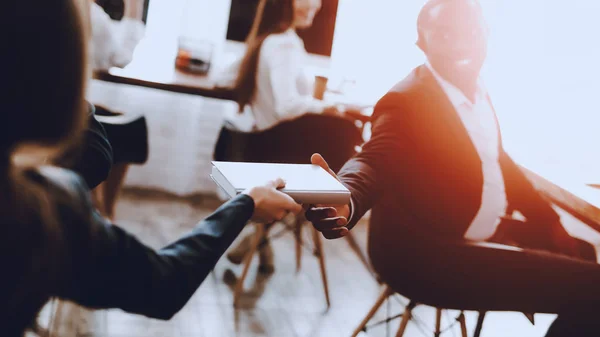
xmin=210 ymin=161 xmax=351 ymax=205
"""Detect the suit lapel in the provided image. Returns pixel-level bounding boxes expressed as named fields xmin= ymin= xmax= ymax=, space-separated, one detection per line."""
xmin=485 ymin=93 xmax=505 ymax=151
xmin=416 ymin=65 xmax=478 ymax=153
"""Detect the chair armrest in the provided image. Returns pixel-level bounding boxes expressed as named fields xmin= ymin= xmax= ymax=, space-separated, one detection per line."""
xmin=461 ymin=240 xmax=524 ymax=253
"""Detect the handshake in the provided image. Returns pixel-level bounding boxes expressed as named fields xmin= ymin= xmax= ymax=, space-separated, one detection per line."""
xmin=244 ymin=153 xmax=350 ymax=239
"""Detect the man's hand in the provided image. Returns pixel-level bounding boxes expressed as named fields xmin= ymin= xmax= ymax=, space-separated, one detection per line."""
xmin=305 ymin=153 xmax=351 ymax=239
xmin=243 ymin=178 xmax=302 ymax=224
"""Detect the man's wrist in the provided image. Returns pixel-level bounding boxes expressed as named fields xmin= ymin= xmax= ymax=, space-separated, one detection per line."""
xmin=347 ymin=198 xmax=354 ymax=222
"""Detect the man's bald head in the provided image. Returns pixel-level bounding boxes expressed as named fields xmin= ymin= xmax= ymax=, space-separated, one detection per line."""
xmin=417 ymin=0 xmax=485 ymax=48
xmin=415 ymin=0 xmax=488 ymax=80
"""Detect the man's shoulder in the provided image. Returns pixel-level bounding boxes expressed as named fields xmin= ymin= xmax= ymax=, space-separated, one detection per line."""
xmin=379 ymin=65 xmax=430 ymax=99
xmin=388 ymin=68 xmax=422 ymax=94
xmin=372 ymin=65 xmax=428 ymax=118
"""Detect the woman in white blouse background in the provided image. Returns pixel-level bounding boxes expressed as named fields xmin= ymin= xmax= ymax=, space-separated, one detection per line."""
xmin=90 ymin=0 xmax=145 ymax=71
xmin=225 ymin=0 xmax=359 ymax=272
xmin=225 ymin=0 xmax=351 ymax=132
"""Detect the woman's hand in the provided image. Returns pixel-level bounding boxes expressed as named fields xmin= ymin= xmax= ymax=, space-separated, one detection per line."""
xmin=243 ymin=178 xmax=302 ymax=223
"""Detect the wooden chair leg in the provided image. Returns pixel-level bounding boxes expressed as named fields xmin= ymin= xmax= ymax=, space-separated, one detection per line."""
xmin=474 ymin=311 xmax=486 ymax=337
xmin=458 ymin=311 xmax=468 ymax=337
xmin=312 ymin=226 xmax=330 ymax=308
xmin=102 ymin=163 xmax=130 ymax=220
xmin=233 ymin=223 xmax=264 ymax=307
xmin=395 ymin=301 xmax=416 ymax=337
xmin=434 ymin=308 xmax=443 ymax=337
xmin=295 ymin=217 xmax=303 ymax=272
xmin=351 ymin=285 xmax=393 ymax=337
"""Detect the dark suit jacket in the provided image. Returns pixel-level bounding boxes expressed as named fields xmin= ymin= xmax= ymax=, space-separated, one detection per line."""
xmin=55 ymin=102 xmax=113 ymax=189
xmin=8 ymin=167 xmax=254 ymax=335
xmin=338 ymin=65 xmax=559 ymax=244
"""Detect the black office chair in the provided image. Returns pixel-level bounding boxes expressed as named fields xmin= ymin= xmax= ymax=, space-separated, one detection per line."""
xmin=214 ymin=113 xmax=365 ymax=170
xmin=352 ymin=203 xmax=596 ymax=337
xmin=351 ymin=240 xmax=519 ymax=337
xmin=93 ymin=105 xmax=149 ymax=220
xmin=214 ymin=113 xmax=370 ymax=307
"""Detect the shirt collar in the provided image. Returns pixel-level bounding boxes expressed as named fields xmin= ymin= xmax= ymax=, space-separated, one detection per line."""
xmin=425 ymin=62 xmax=486 ymax=108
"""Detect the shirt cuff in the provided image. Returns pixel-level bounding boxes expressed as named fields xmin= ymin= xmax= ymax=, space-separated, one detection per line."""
xmin=347 ymin=197 xmax=355 ymax=224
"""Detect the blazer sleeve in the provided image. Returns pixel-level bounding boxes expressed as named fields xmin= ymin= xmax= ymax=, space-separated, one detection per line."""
xmin=499 ymin=150 xmax=560 ymax=224
xmin=338 ymin=92 xmax=415 ymax=229
xmin=46 ymin=168 xmax=254 ymax=320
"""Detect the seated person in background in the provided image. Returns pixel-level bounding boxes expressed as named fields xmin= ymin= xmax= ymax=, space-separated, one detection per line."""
xmin=90 ymin=0 xmax=145 ymax=71
xmin=306 ymin=0 xmax=600 ymax=335
xmin=222 ymin=0 xmax=355 ymax=131
xmin=224 ymin=0 xmax=361 ymax=271
xmin=4 ymin=1 xmax=301 ymax=335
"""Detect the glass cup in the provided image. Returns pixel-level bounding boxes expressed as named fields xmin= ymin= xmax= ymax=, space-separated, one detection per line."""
xmin=313 ymin=75 xmax=329 ymax=100
xmin=175 ymin=37 xmax=214 ymax=74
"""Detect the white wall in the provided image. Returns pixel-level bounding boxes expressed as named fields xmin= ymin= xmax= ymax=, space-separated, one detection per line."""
xmin=330 ymin=0 xmax=427 ymax=102
xmin=145 ymin=0 xmax=231 ymax=44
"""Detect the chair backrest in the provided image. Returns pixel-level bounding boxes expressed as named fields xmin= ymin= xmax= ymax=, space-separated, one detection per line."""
xmin=214 ymin=114 xmax=364 ymax=172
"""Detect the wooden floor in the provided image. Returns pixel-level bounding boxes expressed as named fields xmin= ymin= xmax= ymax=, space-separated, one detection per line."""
xmin=40 ymin=188 xmax=595 ymax=337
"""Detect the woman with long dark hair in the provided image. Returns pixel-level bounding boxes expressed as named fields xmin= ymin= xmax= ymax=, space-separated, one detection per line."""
xmin=222 ymin=0 xmax=362 ymax=272
xmin=224 ymin=0 xmax=349 ymax=131
xmin=3 ymin=1 xmax=300 ymax=335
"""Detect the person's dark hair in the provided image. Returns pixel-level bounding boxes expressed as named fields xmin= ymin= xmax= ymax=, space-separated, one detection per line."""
xmin=1 ymin=0 xmax=89 ymax=335
xmin=233 ymin=0 xmax=295 ymax=112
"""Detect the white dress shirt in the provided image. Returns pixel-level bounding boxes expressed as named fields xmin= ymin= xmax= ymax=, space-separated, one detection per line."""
xmin=426 ymin=63 xmax=508 ymax=241
xmin=221 ymin=29 xmax=330 ymax=131
xmin=90 ymin=3 xmax=145 ymax=71
xmin=348 ymin=64 xmax=507 ymax=241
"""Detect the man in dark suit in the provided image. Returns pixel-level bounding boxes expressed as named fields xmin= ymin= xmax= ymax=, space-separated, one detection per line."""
xmin=306 ymin=0 xmax=600 ymax=334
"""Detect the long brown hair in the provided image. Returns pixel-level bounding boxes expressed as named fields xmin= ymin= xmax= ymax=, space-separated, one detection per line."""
xmin=233 ymin=0 xmax=295 ymax=112
xmin=2 ymin=0 xmax=89 ymax=335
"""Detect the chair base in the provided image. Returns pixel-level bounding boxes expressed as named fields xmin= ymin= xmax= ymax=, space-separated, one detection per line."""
xmin=351 ymin=285 xmax=472 ymax=337
xmin=232 ymin=216 xmax=331 ymax=308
